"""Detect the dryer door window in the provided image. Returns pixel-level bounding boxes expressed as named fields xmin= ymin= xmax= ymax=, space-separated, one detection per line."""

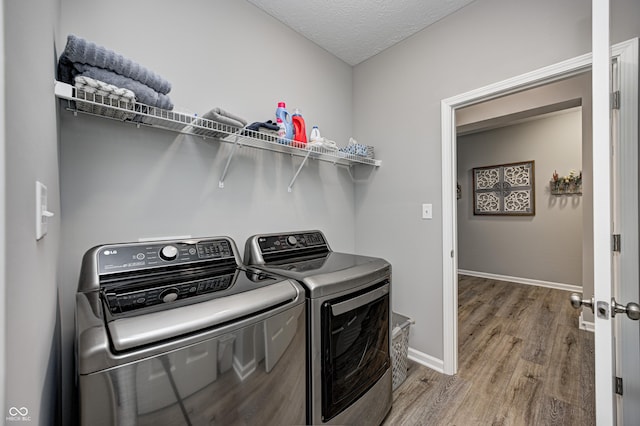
xmin=320 ymin=283 xmax=390 ymax=421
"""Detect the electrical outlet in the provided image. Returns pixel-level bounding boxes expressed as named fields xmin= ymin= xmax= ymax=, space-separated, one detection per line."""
xmin=422 ymin=203 xmax=433 ymax=219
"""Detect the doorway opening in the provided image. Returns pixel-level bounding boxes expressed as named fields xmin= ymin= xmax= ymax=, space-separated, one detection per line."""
xmin=440 ymin=37 xmax=639 ymax=423
xmin=440 ymin=52 xmax=593 ymax=375
xmin=453 ymin=87 xmax=594 ymax=422
xmin=456 ymin=95 xmax=587 ymax=293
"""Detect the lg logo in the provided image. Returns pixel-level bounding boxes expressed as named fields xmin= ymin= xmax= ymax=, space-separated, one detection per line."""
xmin=6 ymin=406 xmax=31 ymax=422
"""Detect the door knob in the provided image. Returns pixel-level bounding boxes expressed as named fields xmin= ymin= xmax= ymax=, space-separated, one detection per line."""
xmin=569 ymin=293 xmax=594 ymax=313
xmin=611 ymin=298 xmax=640 ymax=320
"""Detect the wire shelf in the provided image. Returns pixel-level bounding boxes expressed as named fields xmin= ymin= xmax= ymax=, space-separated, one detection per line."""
xmin=54 ymin=81 xmax=382 ymax=168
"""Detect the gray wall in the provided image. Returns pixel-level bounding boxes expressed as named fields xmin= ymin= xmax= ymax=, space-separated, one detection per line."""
xmin=457 ymin=109 xmax=583 ymax=285
xmin=57 ymin=0 xmax=355 ymax=420
xmin=4 ymin=0 xmax=62 ymax=424
xmin=352 ymin=0 xmax=640 ymax=360
xmin=456 ymin=71 xmax=594 ymax=319
xmin=4 ymin=0 xmax=640 ymax=421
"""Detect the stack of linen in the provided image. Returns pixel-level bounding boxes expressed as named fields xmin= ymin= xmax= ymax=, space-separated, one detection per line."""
xmin=58 ymin=34 xmax=173 ymax=111
xmin=73 ymin=75 xmax=136 ymax=120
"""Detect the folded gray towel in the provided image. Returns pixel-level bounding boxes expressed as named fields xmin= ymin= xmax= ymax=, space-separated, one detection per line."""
xmin=74 ymin=63 xmax=173 ymax=110
xmin=202 ymin=108 xmax=247 ymax=128
xmin=192 ymin=107 xmax=247 ymax=138
xmin=61 ymin=34 xmax=172 ymax=95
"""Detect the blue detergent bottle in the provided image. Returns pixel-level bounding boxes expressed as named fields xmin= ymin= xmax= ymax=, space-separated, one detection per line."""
xmin=276 ymin=101 xmax=293 ymax=144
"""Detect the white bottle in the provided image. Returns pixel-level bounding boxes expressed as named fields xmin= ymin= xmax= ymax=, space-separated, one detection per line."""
xmin=277 ymin=118 xmax=287 ymax=144
xmin=310 ymin=126 xmax=321 ymax=142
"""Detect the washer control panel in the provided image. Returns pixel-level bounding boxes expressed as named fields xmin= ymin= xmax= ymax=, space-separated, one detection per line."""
xmin=257 ymin=231 xmax=327 ymax=254
xmin=97 ymin=238 xmax=233 ymax=275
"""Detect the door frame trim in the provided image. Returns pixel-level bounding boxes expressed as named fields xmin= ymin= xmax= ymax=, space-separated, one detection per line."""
xmin=441 ymin=38 xmax=639 ymax=424
xmin=440 ymin=52 xmax=591 ymax=375
xmin=0 ymin=0 xmax=6 ymax=417
xmin=440 ymin=38 xmax=638 ymax=377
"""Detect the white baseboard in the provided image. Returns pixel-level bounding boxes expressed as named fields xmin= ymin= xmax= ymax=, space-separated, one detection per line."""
xmin=579 ymin=312 xmax=595 ymax=332
xmin=407 ymin=347 xmax=445 ymax=374
xmin=458 ymin=269 xmax=582 ymax=293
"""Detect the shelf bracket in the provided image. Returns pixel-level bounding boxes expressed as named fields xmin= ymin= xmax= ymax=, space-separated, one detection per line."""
xmin=218 ymin=134 xmax=243 ymax=188
xmin=288 ymin=149 xmax=313 ymax=192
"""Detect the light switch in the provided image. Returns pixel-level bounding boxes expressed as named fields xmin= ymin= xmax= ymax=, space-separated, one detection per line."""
xmin=36 ymin=181 xmax=54 ymax=240
xmin=422 ymin=203 xmax=433 ymax=220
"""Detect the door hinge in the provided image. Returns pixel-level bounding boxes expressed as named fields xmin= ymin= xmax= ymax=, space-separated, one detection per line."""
xmin=612 ymin=91 xmax=621 ymax=110
xmin=616 ymin=376 xmax=623 ymax=395
xmin=613 ymin=234 xmax=621 ymax=252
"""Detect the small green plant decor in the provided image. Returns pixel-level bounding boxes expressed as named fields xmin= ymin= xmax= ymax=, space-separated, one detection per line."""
xmin=550 ymin=169 xmax=582 ymax=195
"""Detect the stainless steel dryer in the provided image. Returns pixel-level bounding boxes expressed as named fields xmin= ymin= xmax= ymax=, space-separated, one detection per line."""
xmin=75 ymin=236 xmax=306 ymax=426
xmin=244 ymin=230 xmax=392 ymax=426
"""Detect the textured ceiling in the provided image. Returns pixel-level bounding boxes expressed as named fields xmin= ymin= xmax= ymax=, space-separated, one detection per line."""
xmin=247 ymin=0 xmax=477 ymax=65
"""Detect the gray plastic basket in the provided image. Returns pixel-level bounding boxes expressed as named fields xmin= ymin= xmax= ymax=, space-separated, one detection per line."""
xmin=391 ymin=312 xmax=414 ymax=391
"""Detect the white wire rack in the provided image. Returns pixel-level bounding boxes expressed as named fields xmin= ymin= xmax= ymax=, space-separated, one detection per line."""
xmin=54 ymin=81 xmax=381 ymax=191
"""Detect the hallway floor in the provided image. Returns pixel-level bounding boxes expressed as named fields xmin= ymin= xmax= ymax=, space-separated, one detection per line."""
xmin=382 ymin=275 xmax=595 ymax=425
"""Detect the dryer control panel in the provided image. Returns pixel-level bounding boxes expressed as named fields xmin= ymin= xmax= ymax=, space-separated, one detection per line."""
xmin=246 ymin=230 xmax=331 ymax=265
xmin=257 ymin=231 xmax=327 ymax=254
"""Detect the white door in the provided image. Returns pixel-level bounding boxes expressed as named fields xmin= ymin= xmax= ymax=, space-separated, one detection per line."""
xmin=610 ymin=39 xmax=640 ymax=424
xmin=590 ymin=1 xmax=639 ymax=423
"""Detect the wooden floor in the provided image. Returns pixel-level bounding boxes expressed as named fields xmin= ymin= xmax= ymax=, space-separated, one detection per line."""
xmin=383 ymin=275 xmax=595 ymax=426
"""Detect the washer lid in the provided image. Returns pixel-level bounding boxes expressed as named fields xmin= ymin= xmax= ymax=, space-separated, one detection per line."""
xmin=251 ymin=252 xmax=391 ymax=298
xmin=100 ymin=266 xmax=284 ymax=318
xmin=107 ymin=278 xmax=300 ymax=351
xmin=244 ymin=231 xmax=390 ymax=297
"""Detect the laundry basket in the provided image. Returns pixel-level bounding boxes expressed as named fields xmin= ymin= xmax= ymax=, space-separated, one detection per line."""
xmin=391 ymin=312 xmax=414 ymax=391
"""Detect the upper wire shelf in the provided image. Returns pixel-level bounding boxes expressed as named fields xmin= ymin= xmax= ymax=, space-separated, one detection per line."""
xmin=53 ymin=81 xmax=382 ymax=170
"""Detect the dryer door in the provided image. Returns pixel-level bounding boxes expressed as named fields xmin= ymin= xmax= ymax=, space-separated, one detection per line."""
xmin=320 ymin=282 xmax=390 ymax=422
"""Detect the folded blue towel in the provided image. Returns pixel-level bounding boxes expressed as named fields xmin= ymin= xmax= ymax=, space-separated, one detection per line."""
xmin=61 ymin=34 xmax=171 ymax=95
xmin=57 ymin=55 xmax=75 ymax=85
xmin=74 ymin=63 xmax=173 ymax=110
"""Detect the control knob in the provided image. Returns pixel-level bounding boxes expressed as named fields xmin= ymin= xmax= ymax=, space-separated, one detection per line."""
xmin=160 ymin=288 xmax=179 ymax=303
xmin=160 ymin=245 xmax=179 ymax=261
xmin=287 ymin=236 xmax=298 ymax=246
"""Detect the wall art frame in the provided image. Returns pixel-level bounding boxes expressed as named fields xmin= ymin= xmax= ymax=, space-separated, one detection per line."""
xmin=473 ymin=160 xmax=535 ymax=216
